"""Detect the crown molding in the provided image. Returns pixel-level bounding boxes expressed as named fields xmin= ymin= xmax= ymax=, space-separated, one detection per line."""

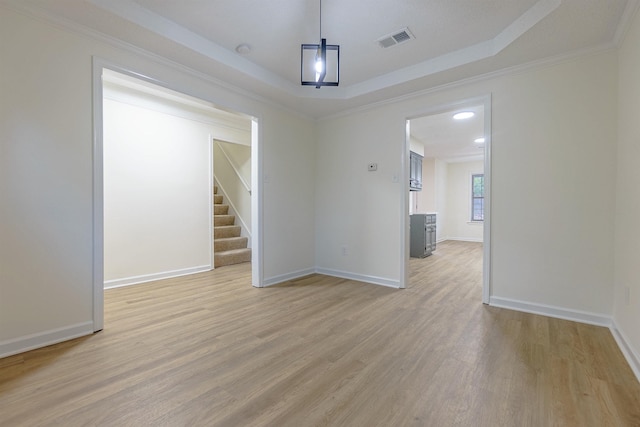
xmin=2 ymin=0 xmax=629 ymax=120
xmin=0 ymin=0 xmax=313 ymax=121
xmin=320 ymin=41 xmax=618 ymax=121
xmin=88 ymin=0 xmax=560 ymax=101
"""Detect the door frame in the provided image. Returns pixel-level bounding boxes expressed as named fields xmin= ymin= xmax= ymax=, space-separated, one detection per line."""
xmin=91 ymin=57 xmax=264 ymax=331
xmin=401 ymin=94 xmax=492 ymax=303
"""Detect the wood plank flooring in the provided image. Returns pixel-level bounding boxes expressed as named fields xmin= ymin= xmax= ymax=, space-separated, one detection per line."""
xmin=1 ymin=241 xmax=639 ymax=426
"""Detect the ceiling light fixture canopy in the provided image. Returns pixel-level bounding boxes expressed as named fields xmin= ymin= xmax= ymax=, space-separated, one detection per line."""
xmin=235 ymin=43 xmax=251 ymax=55
xmin=301 ymin=0 xmax=339 ymax=88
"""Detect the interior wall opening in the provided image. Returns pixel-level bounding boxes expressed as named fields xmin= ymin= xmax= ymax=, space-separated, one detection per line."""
xmin=405 ymin=97 xmax=491 ymax=302
xmin=93 ymin=64 xmax=260 ymax=330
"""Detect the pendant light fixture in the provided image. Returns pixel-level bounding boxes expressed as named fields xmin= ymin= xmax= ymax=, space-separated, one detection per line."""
xmin=301 ymin=0 xmax=339 ymax=88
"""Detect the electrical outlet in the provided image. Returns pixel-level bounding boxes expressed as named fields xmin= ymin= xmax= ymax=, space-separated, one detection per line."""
xmin=341 ymin=245 xmax=348 ymax=256
xmin=368 ymin=163 xmax=377 ymax=171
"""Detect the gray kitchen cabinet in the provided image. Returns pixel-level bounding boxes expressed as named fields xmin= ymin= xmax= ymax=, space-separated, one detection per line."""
xmin=409 ymin=151 xmax=423 ymax=191
xmin=410 ymin=213 xmax=436 ymax=258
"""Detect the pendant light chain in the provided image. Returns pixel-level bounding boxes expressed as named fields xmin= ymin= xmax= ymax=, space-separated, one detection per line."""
xmin=319 ymin=0 xmax=322 ymax=42
xmin=301 ymin=0 xmax=339 ymax=88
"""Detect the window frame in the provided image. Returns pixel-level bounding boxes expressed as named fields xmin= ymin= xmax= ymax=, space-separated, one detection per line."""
xmin=471 ymin=173 xmax=484 ymax=222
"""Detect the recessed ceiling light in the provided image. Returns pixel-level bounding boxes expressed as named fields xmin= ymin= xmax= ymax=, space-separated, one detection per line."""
xmin=453 ymin=111 xmax=475 ymax=120
xmin=474 ymin=137 xmax=485 ymax=143
xmin=235 ymin=43 xmax=252 ymax=55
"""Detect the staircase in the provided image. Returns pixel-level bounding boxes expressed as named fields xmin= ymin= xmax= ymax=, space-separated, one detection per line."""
xmin=213 ymin=185 xmax=251 ymax=268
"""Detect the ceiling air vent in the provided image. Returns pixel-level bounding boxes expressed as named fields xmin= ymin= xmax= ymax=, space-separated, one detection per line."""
xmin=377 ymin=27 xmax=415 ymax=48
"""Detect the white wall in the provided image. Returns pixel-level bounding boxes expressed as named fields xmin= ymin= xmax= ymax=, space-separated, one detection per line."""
xmin=316 ymin=50 xmax=617 ymax=313
xmin=419 ymin=157 xmax=436 ymax=213
xmin=409 ymin=136 xmax=424 ymax=156
xmin=444 ymin=160 xmax=484 ymax=242
xmin=0 ymin=2 xmax=630 ymax=362
xmin=0 ymin=6 xmax=316 ymax=356
xmin=614 ymin=7 xmax=640 ymax=376
xmin=434 ymin=159 xmax=448 ymax=241
xmin=316 ymin=109 xmax=402 ymax=286
xmin=103 ymin=96 xmax=212 ymax=287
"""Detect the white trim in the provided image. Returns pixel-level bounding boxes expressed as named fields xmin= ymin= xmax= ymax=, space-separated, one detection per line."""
xmin=321 ymin=43 xmax=617 ymax=122
xmin=610 ymin=320 xmax=640 ymax=383
xmin=345 ymin=0 xmax=561 ymax=99
xmin=489 ymin=297 xmax=640 ymax=383
xmin=89 ymin=0 xmax=298 ymax=96
xmin=209 ymin=136 xmax=215 ymax=269
xmin=2 ymin=0 xmax=308 ymax=120
xmin=262 ymin=268 xmax=317 ymax=287
xmin=92 ymin=58 xmax=105 ymax=332
xmin=489 ymin=296 xmax=612 ymax=327
xmin=482 ymin=97 xmax=492 ymax=304
xmin=315 ymin=268 xmax=401 ymax=289
xmin=251 ymin=118 xmax=264 ymax=287
xmin=263 ymin=267 xmax=401 ymax=289
xmin=104 ymin=265 xmax=211 ymax=289
xmin=445 ymin=237 xmax=484 ymax=243
xmin=400 ymin=120 xmax=410 ymax=289
xmin=4 ymin=0 xmax=626 ymax=121
xmin=0 ymin=322 xmax=94 ymax=359
xmin=87 ymin=0 xmax=560 ymax=100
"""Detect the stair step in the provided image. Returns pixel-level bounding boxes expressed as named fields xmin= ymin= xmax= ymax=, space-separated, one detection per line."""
xmin=214 ymin=195 xmax=223 ymax=204
xmin=215 ymin=248 xmax=251 ymax=268
xmin=214 ymin=185 xmax=218 ymax=195
xmin=214 ymin=215 xmax=235 ymax=226
xmin=214 ymin=236 xmax=248 ymax=252
xmin=214 ymin=204 xmax=229 ymax=215
xmin=214 ymin=225 xmax=241 ymax=238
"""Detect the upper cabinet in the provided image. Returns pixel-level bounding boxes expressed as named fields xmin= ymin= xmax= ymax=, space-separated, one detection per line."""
xmin=410 ymin=151 xmax=423 ymax=191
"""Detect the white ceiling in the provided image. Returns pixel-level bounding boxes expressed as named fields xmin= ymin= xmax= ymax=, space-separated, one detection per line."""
xmin=411 ymin=105 xmax=485 ymax=161
xmin=6 ymin=0 xmax=638 ymax=118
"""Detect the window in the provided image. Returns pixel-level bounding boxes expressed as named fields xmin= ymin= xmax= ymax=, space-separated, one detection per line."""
xmin=471 ymin=174 xmax=484 ymax=221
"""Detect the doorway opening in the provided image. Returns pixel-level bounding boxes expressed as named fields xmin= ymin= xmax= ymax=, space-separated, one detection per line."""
xmin=403 ymin=96 xmax=491 ymax=303
xmin=92 ymin=62 xmax=262 ymax=331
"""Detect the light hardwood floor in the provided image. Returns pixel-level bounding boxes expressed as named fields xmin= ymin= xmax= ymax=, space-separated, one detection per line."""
xmin=1 ymin=241 xmax=639 ymax=426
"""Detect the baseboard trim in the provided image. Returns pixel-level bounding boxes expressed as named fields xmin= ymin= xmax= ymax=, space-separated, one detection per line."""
xmin=262 ymin=267 xmax=400 ymax=289
xmin=489 ymin=296 xmax=611 ymax=327
xmin=489 ymin=298 xmax=640 ymax=382
xmin=104 ymin=265 xmax=212 ymax=289
xmin=315 ymin=268 xmax=401 ymax=289
xmin=610 ymin=320 xmax=640 ymax=383
xmin=0 ymin=321 xmax=94 ymax=359
xmin=261 ymin=268 xmax=316 ymax=287
xmin=444 ymin=237 xmax=484 ymax=243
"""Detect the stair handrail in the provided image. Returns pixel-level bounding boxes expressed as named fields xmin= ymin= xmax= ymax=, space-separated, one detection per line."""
xmin=215 ymin=140 xmax=251 ymax=194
